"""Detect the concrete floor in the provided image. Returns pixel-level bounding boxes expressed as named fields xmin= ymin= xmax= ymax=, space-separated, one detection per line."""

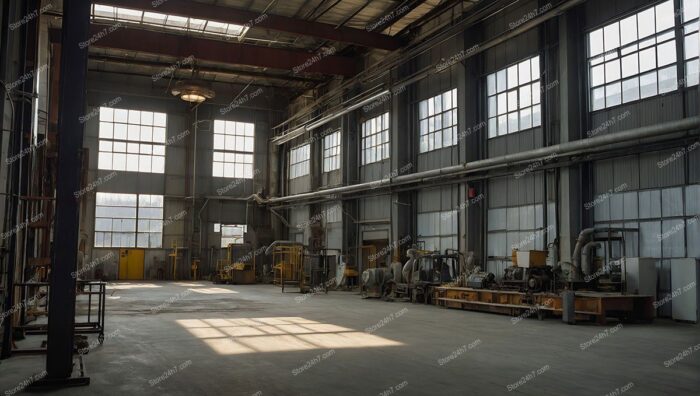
xmin=0 ymin=282 xmax=698 ymax=396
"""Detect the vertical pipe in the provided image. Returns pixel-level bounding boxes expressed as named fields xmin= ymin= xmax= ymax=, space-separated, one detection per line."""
xmin=0 ymin=0 xmax=16 ymax=360
xmin=45 ymin=0 xmax=90 ymax=379
xmin=1 ymin=0 xmax=37 ymax=360
xmin=193 ymin=107 xmax=198 ymax=265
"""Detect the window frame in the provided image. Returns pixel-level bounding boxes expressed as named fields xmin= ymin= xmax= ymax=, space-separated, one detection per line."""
xmin=94 ymin=192 xmax=164 ymax=248
xmin=682 ymin=0 xmax=699 ymax=87
xmin=289 ymin=143 xmax=310 ymax=179
xmin=212 ymin=120 xmax=255 ymax=179
xmin=322 ymin=130 xmax=341 ymax=173
xmin=416 ymin=210 xmax=458 ymax=252
xmin=218 ymin=224 xmax=247 ymax=248
xmin=586 ymin=0 xmax=681 ymax=111
xmin=418 ymin=89 xmax=458 ymax=153
xmin=486 ymin=56 xmax=542 ymax=139
xmin=361 ymin=112 xmax=390 ymax=165
xmin=97 ymin=107 xmax=167 ymax=174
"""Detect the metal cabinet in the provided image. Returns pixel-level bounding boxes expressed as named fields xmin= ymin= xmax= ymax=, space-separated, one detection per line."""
xmin=670 ymin=258 xmax=699 ymax=323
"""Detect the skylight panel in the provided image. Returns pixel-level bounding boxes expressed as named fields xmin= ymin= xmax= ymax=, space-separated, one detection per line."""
xmin=92 ymin=4 xmax=249 ymax=39
xmin=205 ymin=21 xmax=229 ymax=35
xmin=165 ymin=15 xmax=189 ymax=28
xmin=117 ymin=7 xmax=143 ymax=22
xmin=93 ymin=5 xmax=116 ymax=19
xmin=143 ymin=12 xmax=167 ymax=26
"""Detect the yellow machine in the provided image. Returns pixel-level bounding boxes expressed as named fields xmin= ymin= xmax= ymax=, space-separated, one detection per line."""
xmin=268 ymin=242 xmax=305 ymax=292
xmin=169 ymin=241 xmax=186 ymax=280
xmin=213 ymin=243 xmax=256 ymax=284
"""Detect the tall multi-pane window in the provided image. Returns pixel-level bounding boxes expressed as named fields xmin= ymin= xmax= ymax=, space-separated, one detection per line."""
xmin=213 ymin=120 xmax=254 ymax=178
xmin=418 ymin=89 xmax=458 ymax=152
xmin=217 ymin=224 xmax=247 ymax=247
xmin=417 ymin=211 xmax=457 ymax=252
xmin=361 ymin=113 xmax=390 ymax=165
xmin=587 ymin=0 xmax=678 ymax=111
xmin=94 ymin=193 xmax=163 ymax=248
xmin=98 ymin=108 xmax=166 ymax=173
xmin=323 ymin=131 xmax=341 ymax=172
xmin=487 ymin=56 xmax=541 ymax=138
xmin=289 ymin=144 xmax=310 ymax=179
xmin=683 ymin=0 xmax=699 ymax=87
xmin=137 ymin=195 xmax=164 ymax=248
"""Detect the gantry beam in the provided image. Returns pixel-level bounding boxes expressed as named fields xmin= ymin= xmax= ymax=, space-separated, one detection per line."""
xmin=50 ymin=25 xmax=361 ymax=77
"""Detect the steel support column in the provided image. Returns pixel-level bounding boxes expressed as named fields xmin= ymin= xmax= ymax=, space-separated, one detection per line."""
xmin=557 ymin=8 xmax=584 ymax=263
xmin=43 ymin=0 xmax=91 ymax=384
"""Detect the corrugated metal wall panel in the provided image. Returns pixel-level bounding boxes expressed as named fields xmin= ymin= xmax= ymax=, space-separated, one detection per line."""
xmin=486 ymin=128 xmax=545 ymax=157
xmin=613 ymin=156 xmax=639 ymax=190
xmin=639 ymin=149 xmax=686 ymax=189
xmin=289 ymin=175 xmax=311 ymax=195
xmin=690 ymin=146 xmax=700 ymax=183
xmin=326 ymin=223 xmax=343 ymax=250
xmin=507 ymin=176 xmax=520 ymax=207
xmin=638 ymin=190 xmax=662 ymax=219
xmin=514 ymin=129 xmax=535 ymax=152
xmin=661 ymin=187 xmax=684 ymax=217
xmin=417 ymin=146 xmax=460 ymax=172
xmin=533 ymin=172 xmax=544 ymax=204
xmin=622 ymin=192 xmax=639 ymax=220
xmin=687 ymin=220 xmax=700 ymax=259
xmin=361 ymin=195 xmax=391 ymax=221
xmin=360 ymin=161 xmax=392 ymax=183
xmin=488 ymin=137 xmax=507 ymax=157
xmin=418 ymin=188 xmax=442 ymax=212
xmin=490 ymin=172 xmax=545 ymax=208
xmin=686 ymin=89 xmax=698 ymax=117
xmin=321 ymin=169 xmax=342 ymax=187
xmin=594 ymin=159 xmax=614 ymax=195
xmin=489 ymin=177 xmax=508 ymax=207
xmin=638 ymin=94 xmax=685 ymax=125
xmin=289 ymin=206 xmax=309 ymax=228
xmin=687 ymin=185 xmax=700 ymax=215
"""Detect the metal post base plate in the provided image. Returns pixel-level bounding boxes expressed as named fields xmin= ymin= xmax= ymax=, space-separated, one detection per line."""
xmin=28 ymin=356 xmax=90 ymax=389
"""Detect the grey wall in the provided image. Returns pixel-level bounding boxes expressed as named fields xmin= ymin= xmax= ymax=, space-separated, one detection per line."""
xmin=80 ymin=72 xmax=287 ymax=279
xmin=274 ymin=0 xmax=699 ymax=310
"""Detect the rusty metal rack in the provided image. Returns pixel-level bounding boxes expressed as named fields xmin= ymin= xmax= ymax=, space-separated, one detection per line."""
xmin=10 ymin=281 xmax=106 ymax=355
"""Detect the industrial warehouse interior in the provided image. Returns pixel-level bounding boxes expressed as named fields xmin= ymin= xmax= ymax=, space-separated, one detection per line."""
xmin=0 ymin=0 xmax=699 ymax=394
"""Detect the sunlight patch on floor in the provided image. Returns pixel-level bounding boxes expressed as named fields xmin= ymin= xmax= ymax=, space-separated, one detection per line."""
xmin=108 ymin=283 xmax=162 ymax=290
xmin=187 ymin=287 xmax=238 ymax=294
xmin=176 ymin=316 xmax=403 ymax=355
xmin=173 ymin=282 xmax=207 ymax=287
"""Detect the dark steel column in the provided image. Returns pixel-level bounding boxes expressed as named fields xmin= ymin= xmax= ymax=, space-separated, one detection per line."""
xmin=45 ymin=0 xmax=91 ymax=380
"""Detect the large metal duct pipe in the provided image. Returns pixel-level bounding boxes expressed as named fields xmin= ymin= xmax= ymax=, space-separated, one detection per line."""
xmin=572 ymin=228 xmax=595 ymax=276
xmin=581 ymin=241 xmax=602 ymax=276
xmin=272 ymin=90 xmax=390 ymax=146
xmin=264 ymin=241 xmax=304 ymax=255
xmin=256 ymin=117 xmax=699 ymax=205
xmin=573 ymin=228 xmax=632 ymax=277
